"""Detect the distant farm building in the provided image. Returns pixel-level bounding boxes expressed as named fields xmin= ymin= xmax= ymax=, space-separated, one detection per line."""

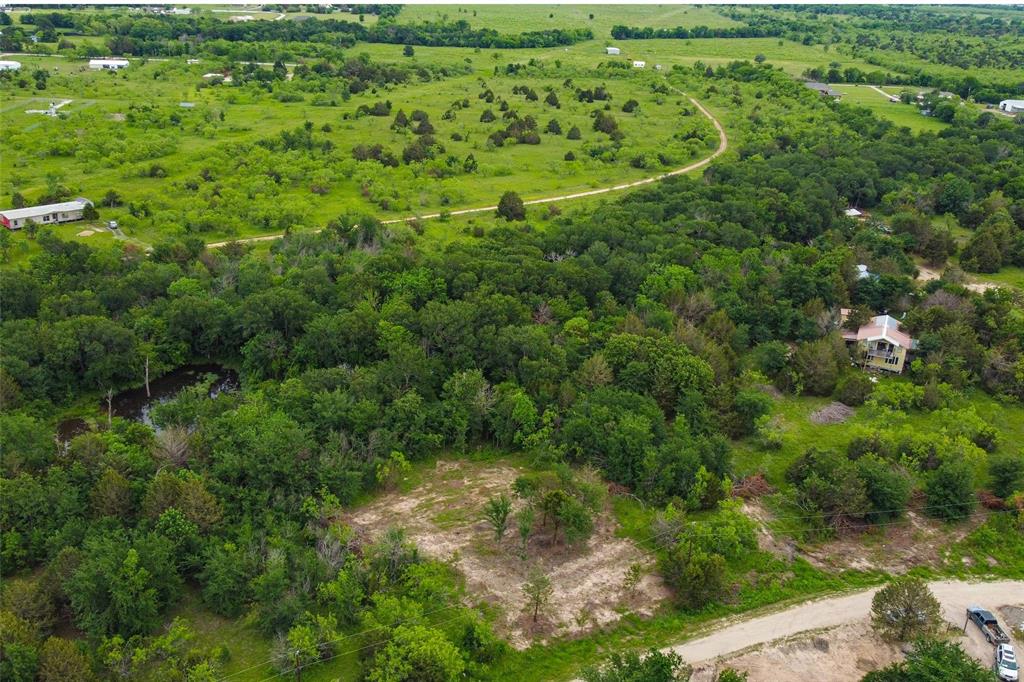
xmin=632 ymin=60 xmax=646 ymax=68
xmin=804 ymin=81 xmax=841 ymax=99
xmin=841 ymin=311 xmax=918 ymax=374
xmin=844 ymin=208 xmax=865 ymax=219
xmin=605 ymin=46 xmax=620 ymax=55
xmin=999 ymin=99 xmax=1024 ymax=114
xmin=229 ymin=15 xmax=254 ymax=22
xmin=89 ymin=58 xmax=129 ymax=70
xmin=0 ymin=199 xmax=93 ymax=230
xmin=0 ymin=60 xmax=21 ymax=71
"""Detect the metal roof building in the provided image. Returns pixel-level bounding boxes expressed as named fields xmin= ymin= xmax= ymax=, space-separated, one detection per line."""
xmin=0 ymin=199 xmax=93 ymax=230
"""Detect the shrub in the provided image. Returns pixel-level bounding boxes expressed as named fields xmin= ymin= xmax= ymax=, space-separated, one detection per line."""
xmin=990 ymin=453 xmax=1024 ymax=499
xmin=867 ymin=382 xmax=923 ymax=411
xmin=496 ymin=191 xmax=525 ymax=221
xmin=834 ymin=373 xmax=874 ymax=406
xmin=925 ymin=460 xmax=975 ymax=521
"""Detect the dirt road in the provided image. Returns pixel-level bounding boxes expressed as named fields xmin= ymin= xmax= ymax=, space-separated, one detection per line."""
xmin=206 ymin=83 xmax=728 ymax=248
xmin=667 ymin=579 xmax=1023 ymax=665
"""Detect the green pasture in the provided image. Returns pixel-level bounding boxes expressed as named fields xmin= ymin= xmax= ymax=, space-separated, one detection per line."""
xmin=1 ymin=52 xmax=721 ymax=250
xmin=396 ymin=4 xmax=740 ymax=37
xmin=832 ymin=84 xmax=948 ymax=133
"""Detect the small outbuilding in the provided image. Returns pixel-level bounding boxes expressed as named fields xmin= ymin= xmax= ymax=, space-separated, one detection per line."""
xmin=0 ymin=60 xmax=21 ymax=71
xmin=999 ymin=99 xmax=1024 ymax=114
xmin=89 ymin=58 xmax=129 ymax=70
xmin=605 ymin=46 xmax=620 ymax=55
xmin=844 ymin=208 xmax=864 ymax=219
xmin=804 ymin=81 xmax=841 ymax=99
xmin=632 ymin=60 xmax=646 ymax=68
xmin=0 ymin=198 xmax=94 ymax=230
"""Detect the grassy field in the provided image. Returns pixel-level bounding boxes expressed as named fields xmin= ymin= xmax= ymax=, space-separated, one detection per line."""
xmin=973 ymin=266 xmax=1024 ymax=291
xmin=1 ymin=52 xmax=720 ymax=249
xmin=832 ymin=84 xmax=948 ymax=133
xmin=396 ymin=4 xmax=740 ymax=37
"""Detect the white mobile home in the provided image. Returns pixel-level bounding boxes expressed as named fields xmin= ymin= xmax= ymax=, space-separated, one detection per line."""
xmin=632 ymin=60 xmax=646 ymax=68
xmin=0 ymin=60 xmax=21 ymax=71
xmin=89 ymin=58 xmax=130 ymax=70
xmin=999 ymin=99 xmax=1024 ymax=114
xmin=0 ymin=199 xmax=93 ymax=230
xmin=605 ymin=46 xmax=620 ymax=55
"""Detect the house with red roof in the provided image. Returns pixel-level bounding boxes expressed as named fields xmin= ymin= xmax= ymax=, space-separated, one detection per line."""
xmin=840 ymin=312 xmax=918 ymax=374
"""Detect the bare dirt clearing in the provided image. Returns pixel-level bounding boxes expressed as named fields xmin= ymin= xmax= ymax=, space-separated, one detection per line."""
xmin=344 ymin=458 xmax=669 ymax=648
xmin=675 ymin=580 xmax=1023 ymax=682
xmin=798 ymin=508 xmax=986 ymax=573
xmin=741 ymin=499 xmax=985 ymax=573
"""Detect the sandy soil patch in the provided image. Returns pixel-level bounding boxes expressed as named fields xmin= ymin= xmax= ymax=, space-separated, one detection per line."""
xmin=76 ymin=229 xmax=95 ymax=237
xmin=809 ymin=401 xmax=854 ymax=425
xmin=690 ymin=621 xmax=902 ymax=682
xmin=344 ymin=459 xmax=669 ymax=648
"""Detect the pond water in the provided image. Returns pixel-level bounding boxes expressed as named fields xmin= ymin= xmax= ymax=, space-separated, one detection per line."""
xmin=56 ymin=364 xmax=239 ymax=441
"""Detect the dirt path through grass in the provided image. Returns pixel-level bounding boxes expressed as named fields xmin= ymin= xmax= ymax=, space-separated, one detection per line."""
xmin=206 ymin=82 xmax=728 ymax=248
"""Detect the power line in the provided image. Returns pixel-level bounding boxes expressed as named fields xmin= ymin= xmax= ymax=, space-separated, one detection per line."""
xmin=251 ymin=610 xmax=474 ymax=682
xmin=215 ymin=600 xmax=468 ymax=681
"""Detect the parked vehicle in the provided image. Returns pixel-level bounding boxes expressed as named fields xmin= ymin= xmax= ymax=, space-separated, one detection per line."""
xmin=968 ymin=606 xmax=1011 ymax=644
xmin=996 ymin=644 xmax=1019 ymax=682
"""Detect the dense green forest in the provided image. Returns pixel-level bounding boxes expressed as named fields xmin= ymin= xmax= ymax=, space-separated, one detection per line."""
xmin=2 ymin=5 xmax=1024 ymax=682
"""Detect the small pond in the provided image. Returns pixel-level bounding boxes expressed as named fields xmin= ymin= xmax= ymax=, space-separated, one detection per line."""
xmin=56 ymin=364 xmax=239 ymax=441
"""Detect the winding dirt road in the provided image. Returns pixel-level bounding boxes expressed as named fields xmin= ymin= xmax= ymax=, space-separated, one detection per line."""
xmin=206 ymin=84 xmax=728 ymax=248
xmin=666 ymin=579 xmax=1022 ymax=666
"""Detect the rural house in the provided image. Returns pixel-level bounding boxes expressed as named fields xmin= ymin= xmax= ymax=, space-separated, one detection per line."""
xmin=89 ymin=58 xmax=130 ymax=70
xmin=840 ymin=311 xmax=918 ymax=374
xmin=0 ymin=199 xmax=93 ymax=230
xmin=605 ymin=46 xmax=620 ymax=55
xmin=0 ymin=60 xmax=21 ymax=71
xmin=632 ymin=60 xmax=646 ymax=68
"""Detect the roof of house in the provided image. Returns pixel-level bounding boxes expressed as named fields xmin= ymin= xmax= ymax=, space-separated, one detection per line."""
xmin=90 ymin=58 xmax=129 ymax=65
xmin=845 ymin=208 xmax=863 ymax=217
xmin=804 ymin=81 xmax=840 ymax=97
xmin=0 ymin=198 xmax=92 ymax=220
xmin=1000 ymin=99 xmax=1024 ymax=106
xmin=854 ymin=314 xmax=915 ymax=348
